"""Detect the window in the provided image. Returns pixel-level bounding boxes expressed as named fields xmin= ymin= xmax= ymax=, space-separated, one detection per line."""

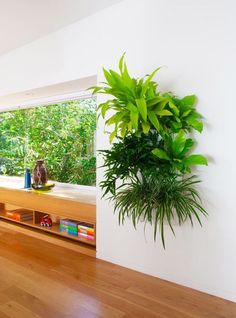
xmin=0 ymin=98 xmax=96 ymax=186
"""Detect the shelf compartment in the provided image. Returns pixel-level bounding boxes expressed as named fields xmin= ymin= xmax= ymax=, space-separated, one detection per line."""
xmin=0 ymin=210 xmax=96 ymax=246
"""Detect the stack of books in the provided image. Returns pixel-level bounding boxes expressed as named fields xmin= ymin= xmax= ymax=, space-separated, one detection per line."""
xmin=6 ymin=209 xmax=33 ymax=222
xmin=60 ymin=219 xmax=79 ymax=236
xmin=78 ymin=222 xmax=95 ymax=241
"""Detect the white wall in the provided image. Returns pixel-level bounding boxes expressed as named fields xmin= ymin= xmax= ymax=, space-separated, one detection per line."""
xmin=0 ymin=0 xmax=235 ymax=302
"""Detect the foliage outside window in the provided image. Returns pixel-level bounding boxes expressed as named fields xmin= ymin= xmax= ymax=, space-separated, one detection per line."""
xmin=0 ymin=99 xmax=96 ymax=186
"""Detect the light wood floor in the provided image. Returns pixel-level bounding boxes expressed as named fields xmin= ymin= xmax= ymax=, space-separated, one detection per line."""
xmin=0 ymin=225 xmax=235 ymax=318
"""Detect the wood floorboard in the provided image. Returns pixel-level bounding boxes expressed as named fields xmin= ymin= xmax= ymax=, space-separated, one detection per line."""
xmin=0 ymin=225 xmax=235 ymax=318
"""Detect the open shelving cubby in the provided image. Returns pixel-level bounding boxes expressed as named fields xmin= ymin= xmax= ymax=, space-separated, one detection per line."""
xmin=0 ymin=177 xmax=96 ymax=257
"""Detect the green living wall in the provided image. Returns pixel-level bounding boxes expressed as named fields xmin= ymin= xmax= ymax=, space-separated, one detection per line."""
xmin=0 ymin=99 xmax=96 ymax=186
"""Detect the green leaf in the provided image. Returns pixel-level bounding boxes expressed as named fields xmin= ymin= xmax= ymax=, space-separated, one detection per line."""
xmin=153 ymin=99 xmax=169 ymax=112
xmin=172 ymin=130 xmax=187 ymax=156
xmin=128 ymin=121 xmax=132 ymax=132
xmin=130 ymin=111 xmax=139 ymax=130
xmin=105 ymin=114 xmax=118 ymax=126
xmin=186 ymin=113 xmax=203 ymax=132
xmin=89 ymin=86 xmax=102 ymax=95
xmin=155 ymin=110 xmax=173 ymax=116
xmin=103 ymin=68 xmax=115 ymax=86
xmin=181 ymin=110 xmax=192 ymax=118
xmin=109 ymin=130 xmax=117 ymax=143
xmin=101 ymin=102 xmax=110 ymax=118
xmin=119 ymin=52 xmax=126 ymax=73
xmin=179 ymin=138 xmax=194 ymax=157
xmin=141 ymin=67 xmax=161 ymax=96
xmin=120 ymin=122 xmax=127 ymax=138
xmin=142 ymin=122 xmax=150 ymax=134
xmin=170 ymin=121 xmax=182 ymax=132
xmin=126 ymin=102 xmax=138 ymax=113
xmin=152 ymin=148 xmax=170 ymax=160
xmin=183 ymin=154 xmax=208 ymax=166
xmin=136 ymin=98 xmax=147 ymax=121
xmin=147 ymin=110 xmax=160 ymax=131
xmin=168 ymin=101 xmax=179 ymax=116
xmin=147 ymin=96 xmax=165 ymax=107
xmin=182 ymin=95 xmax=197 ymax=108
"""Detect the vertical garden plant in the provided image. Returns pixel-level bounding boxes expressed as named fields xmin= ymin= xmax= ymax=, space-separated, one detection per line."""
xmin=91 ymin=54 xmax=208 ymax=248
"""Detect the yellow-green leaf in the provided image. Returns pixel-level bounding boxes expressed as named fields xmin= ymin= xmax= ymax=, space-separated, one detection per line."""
xmin=109 ymin=130 xmax=117 ymax=143
xmin=156 ymin=110 xmax=173 ymax=116
xmin=152 ymin=148 xmax=170 ymax=160
xmin=142 ymin=122 xmax=150 ymax=134
xmin=147 ymin=110 xmax=160 ymax=131
xmin=130 ymin=111 xmax=139 ymax=130
xmin=168 ymin=102 xmax=179 ymax=116
xmin=136 ymin=98 xmax=147 ymax=121
xmin=183 ymin=154 xmax=208 ymax=166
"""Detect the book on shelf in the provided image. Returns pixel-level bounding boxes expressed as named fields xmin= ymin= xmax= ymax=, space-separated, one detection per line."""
xmin=6 ymin=209 xmax=33 ymax=221
xmin=78 ymin=222 xmax=94 ymax=236
xmin=78 ymin=232 xmax=95 ymax=241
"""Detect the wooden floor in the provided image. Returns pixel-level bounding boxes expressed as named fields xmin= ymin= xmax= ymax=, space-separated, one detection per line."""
xmin=0 ymin=226 xmax=235 ymax=318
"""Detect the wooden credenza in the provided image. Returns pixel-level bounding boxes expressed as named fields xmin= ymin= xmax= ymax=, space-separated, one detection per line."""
xmin=0 ymin=177 xmax=96 ymax=257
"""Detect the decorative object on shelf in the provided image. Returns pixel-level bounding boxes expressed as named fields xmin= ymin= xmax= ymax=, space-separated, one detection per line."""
xmin=32 ymin=183 xmax=55 ymax=191
xmin=40 ymin=215 xmax=52 ymax=227
xmin=33 ymin=159 xmax=48 ymax=186
xmin=24 ymin=168 xmax=32 ymax=189
xmin=91 ymin=53 xmax=208 ymax=248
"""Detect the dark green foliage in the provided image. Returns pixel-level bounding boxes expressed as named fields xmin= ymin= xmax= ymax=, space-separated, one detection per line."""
xmin=114 ymin=171 xmax=207 ymax=248
xmin=100 ymin=131 xmax=168 ymax=196
xmin=0 ymin=99 xmax=96 ymax=186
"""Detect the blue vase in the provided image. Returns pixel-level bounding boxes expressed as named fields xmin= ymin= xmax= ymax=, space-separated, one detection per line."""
xmin=24 ymin=168 xmax=32 ymax=189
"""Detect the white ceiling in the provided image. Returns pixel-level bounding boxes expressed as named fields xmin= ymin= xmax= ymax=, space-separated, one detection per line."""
xmin=0 ymin=76 xmax=97 ymax=111
xmin=0 ymin=0 xmax=122 ymax=56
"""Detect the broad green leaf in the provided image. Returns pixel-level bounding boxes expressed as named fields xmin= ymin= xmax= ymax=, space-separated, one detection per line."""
xmin=168 ymin=101 xmax=179 ymax=116
xmin=101 ymin=102 xmax=110 ymax=118
xmin=153 ymin=99 xmax=169 ymax=112
xmin=183 ymin=154 xmax=208 ymax=166
xmin=136 ymin=98 xmax=147 ymax=121
xmin=130 ymin=111 xmax=139 ymax=130
xmin=147 ymin=110 xmax=160 ymax=131
xmin=128 ymin=121 xmax=132 ymax=132
xmin=142 ymin=122 xmax=150 ymax=134
xmin=105 ymin=113 xmax=119 ymax=126
xmin=181 ymin=110 xmax=192 ymax=118
xmin=152 ymin=148 xmax=170 ymax=160
xmin=147 ymin=96 xmax=165 ymax=107
xmin=155 ymin=110 xmax=173 ymax=116
xmin=105 ymin=111 xmax=126 ymax=126
xmin=120 ymin=122 xmax=127 ymax=138
xmin=122 ymin=63 xmax=133 ymax=90
xmin=170 ymin=121 xmax=182 ymax=131
xmin=186 ymin=113 xmax=203 ymax=132
xmin=172 ymin=130 xmax=187 ymax=156
xmin=103 ymin=68 xmax=115 ymax=86
xmin=182 ymin=95 xmax=197 ymax=108
xmin=126 ymin=102 xmax=138 ymax=113
xmin=179 ymin=138 xmax=194 ymax=157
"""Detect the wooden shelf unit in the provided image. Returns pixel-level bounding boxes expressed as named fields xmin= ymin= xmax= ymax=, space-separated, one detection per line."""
xmin=0 ymin=178 xmax=96 ymax=257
